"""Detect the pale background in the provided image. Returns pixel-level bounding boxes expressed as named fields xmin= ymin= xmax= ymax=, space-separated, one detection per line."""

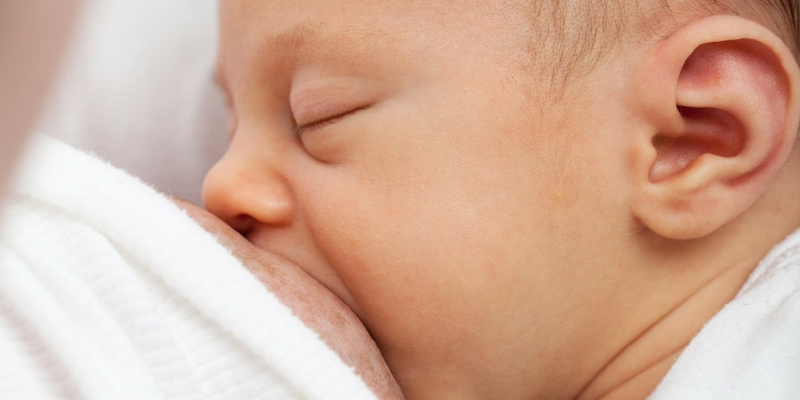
xmin=37 ymin=0 xmax=229 ymax=204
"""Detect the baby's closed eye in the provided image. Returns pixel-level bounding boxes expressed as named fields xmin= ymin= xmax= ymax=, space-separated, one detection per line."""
xmin=289 ymin=75 xmax=384 ymax=161
xmin=293 ymin=104 xmax=371 ymax=136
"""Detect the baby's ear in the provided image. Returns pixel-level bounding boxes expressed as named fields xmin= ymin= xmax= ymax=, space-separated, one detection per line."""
xmin=629 ymin=15 xmax=800 ymax=240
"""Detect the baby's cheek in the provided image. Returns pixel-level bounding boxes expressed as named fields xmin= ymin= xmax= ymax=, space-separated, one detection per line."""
xmin=308 ymin=185 xmax=511 ymax=353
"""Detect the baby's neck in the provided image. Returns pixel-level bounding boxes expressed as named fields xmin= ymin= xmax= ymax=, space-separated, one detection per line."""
xmin=403 ymin=193 xmax=800 ymax=400
xmin=578 ymin=166 xmax=800 ymax=400
xmin=576 ymin=256 xmax=758 ymax=400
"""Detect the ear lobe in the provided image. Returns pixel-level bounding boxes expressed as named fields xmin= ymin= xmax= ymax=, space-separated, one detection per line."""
xmin=632 ymin=16 xmax=800 ymax=240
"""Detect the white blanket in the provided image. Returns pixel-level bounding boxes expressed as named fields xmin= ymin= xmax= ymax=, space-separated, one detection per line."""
xmin=651 ymin=228 xmax=800 ymax=398
xmin=0 ymin=136 xmax=377 ymax=400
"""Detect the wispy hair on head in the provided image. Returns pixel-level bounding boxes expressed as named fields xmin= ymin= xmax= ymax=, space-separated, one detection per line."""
xmin=521 ymin=0 xmax=800 ymax=91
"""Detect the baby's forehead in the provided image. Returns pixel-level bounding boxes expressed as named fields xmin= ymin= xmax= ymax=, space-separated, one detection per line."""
xmin=221 ymin=0 xmax=531 ymax=43
xmin=260 ymin=24 xmax=399 ymax=67
xmin=217 ymin=1 xmax=535 ymax=78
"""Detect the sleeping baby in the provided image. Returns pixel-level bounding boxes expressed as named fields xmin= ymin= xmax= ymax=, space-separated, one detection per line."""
xmin=204 ymin=0 xmax=800 ymax=398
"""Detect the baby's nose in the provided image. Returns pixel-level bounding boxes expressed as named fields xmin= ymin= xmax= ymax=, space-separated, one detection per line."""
xmin=202 ymin=153 xmax=295 ymax=235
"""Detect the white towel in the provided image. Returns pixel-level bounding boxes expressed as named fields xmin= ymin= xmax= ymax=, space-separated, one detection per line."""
xmin=0 ymin=135 xmax=377 ymax=400
xmin=650 ymin=228 xmax=800 ymax=399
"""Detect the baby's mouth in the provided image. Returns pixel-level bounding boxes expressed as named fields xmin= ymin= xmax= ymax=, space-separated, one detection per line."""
xmin=175 ymin=199 xmax=348 ymax=310
xmin=183 ymin=201 xmax=361 ymax=321
xmin=244 ymin=226 xmax=365 ymax=318
xmin=245 ymin=243 xmax=366 ymax=317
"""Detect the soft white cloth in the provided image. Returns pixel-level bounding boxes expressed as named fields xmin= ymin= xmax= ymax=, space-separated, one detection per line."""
xmin=36 ymin=0 xmax=229 ymax=204
xmin=650 ymin=228 xmax=800 ymax=399
xmin=0 ymin=135 xmax=377 ymax=400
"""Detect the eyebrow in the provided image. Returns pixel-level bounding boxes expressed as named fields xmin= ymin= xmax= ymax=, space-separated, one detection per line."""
xmin=214 ymin=23 xmax=323 ymax=93
xmin=266 ymin=22 xmax=326 ymax=62
xmin=215 ymin=21 xmax=395 ymax=89
xmin=275 ymin=22 xmax=396 ymax=67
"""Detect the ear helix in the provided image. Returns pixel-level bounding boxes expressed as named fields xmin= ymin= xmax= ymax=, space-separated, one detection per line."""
xmin=633 ymin=16 xmax=800 ymax=240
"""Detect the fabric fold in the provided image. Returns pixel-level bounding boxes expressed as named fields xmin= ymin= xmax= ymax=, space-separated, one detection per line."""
xmin=0 ymin=135 xmax=377 ymax=400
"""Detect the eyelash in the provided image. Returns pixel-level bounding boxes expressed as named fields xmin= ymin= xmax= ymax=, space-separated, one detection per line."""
xmin=293 ymin=106 xmax=369 ymax=136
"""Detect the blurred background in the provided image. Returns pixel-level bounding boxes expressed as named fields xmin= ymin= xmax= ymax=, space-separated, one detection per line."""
xmin=36 ymin=0 xmax=229 ymax=204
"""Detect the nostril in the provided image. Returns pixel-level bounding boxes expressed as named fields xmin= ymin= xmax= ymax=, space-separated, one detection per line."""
xmin=231 ymin=214 xmax=255 ymax=236
xmin=202 ymin=158 xmax=296 ymax=230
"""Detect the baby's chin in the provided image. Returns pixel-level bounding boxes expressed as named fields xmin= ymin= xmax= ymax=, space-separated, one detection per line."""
xmin=175 ymin=200 xmax=403 ymax=399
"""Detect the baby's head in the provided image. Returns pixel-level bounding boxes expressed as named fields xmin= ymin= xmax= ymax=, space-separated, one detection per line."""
xmin=205 ymin=0 xmax=800 ymax=398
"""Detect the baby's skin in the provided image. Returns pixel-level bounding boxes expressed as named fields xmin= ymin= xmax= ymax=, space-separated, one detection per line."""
xmin=204 ymin=0 xmax=800 ymax=398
